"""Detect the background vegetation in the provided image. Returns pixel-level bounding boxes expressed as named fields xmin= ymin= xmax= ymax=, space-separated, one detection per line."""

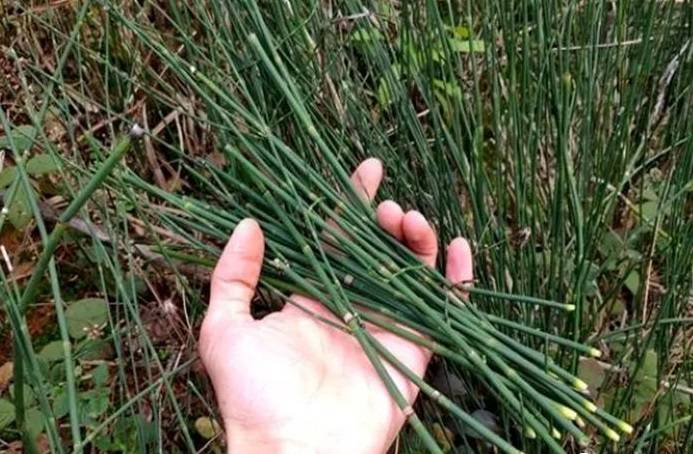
xmin=0 ymin=0 xmax=691 ymax=452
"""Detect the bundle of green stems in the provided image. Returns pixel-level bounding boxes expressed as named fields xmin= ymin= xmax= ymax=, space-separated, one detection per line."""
xmin=4 ymin=0 xmax=689 ymax=452
xmin=126 ymin=135 xmax=632 ymax=453
xmin=90 ymin=2 xmax=638 ymax=452
xmin=115 ymin=38 xmax=631 ymax=454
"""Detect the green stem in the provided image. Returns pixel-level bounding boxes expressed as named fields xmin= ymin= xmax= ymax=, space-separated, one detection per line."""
xmin=18 ymin=134 xmax=132 ymax=312
xmin=13 ymin=337 xmax=34 ymax=454
xmin=12 ymin=132 xmax=133 ymax=449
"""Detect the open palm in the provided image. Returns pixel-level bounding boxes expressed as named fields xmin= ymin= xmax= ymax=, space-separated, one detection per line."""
xmin=199 ymin=159 xmax=473 ymax=454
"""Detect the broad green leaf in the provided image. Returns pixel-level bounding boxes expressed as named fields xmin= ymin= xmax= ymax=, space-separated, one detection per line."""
xmin=640 ymin=349 xmax=658 ymax=378
xmin=0 ymin=125 xmax=38 ymax=151
xmin=92 ymin=364 xmax=109 ymax=387
xmin=449 ymin=38 xmax=485 ymax=53
xmin=0 ymin=166 xmax=16 ymax=189
xmin=49 ymin=361 xmax=66 ymax=384
xmin=450 ymin=25 xmax=470 ymax=38
xmin=431 ymin=47 xmax=445 ymax=63
xmin=608 ymin=298 xmax=626 ymax=316
xmin=26 ymin=154 xmax=61 ymax=176
xmin=66 ymin=298 xmax=109 ymax=339
xmin=671 ymin=383 xmax=691 ymax=409
xmin=26 ymin=406 xmax=44 ymax=437
xmin=433 ymin=79 xmax=462 ymax=99
xmin=624 ymin=270 xmax=640 ymax=295
xmin=655 ymin=389 xmax=691 ymax=436
xmin=578 ymin=358 xmax=606 ymax=390
xmin=625 ymin=246 xmax=643 ymax=261
xmin=640 ymin=200 xmax=659 ymax=222
xmin=39 ymin=340 xmax=66 ymax=363
xmin=632 ymin=375 xmax=658 ymax=418
xmin=35 ymin=356 xmax=48 ymax=382
xmin=94 ymin=435 xmax=115 ymax=451
xmin=195 ymin=416 xmax=222 ymax=440
xmin=77 ymin=338 xmax=112 ymax=360
xmin=10 ymin=383 xmax=37 ymax=406
xmin=582 ymin=262 xmax=601 ymax=296
xmin=0 ymin=399 xmax=15 ymax=430
xmin=627 ymin=349 xmax=659 ymax=417
xmin=113 ymin=415 xmax=155 ymax=448
xmin=642 ymin=188 xmax=658 ymax=201
xmin=3 ymin=183 xmax=32 ymax=229
xmin=83 ymin=389 xmax=109 ymax=418
xmin=52 ymin=388 xmax=70 ymax=419
xmin=656 ymin=407 xmax=685 ymax=437
xmin=599 ymin=229 xmax=624 ymax=258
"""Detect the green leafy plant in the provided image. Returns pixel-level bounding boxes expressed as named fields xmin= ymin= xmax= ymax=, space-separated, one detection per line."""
xmin=0 ymin=151 xmax=61 ymax=229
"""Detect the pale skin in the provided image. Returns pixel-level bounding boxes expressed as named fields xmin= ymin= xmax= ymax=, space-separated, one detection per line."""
xmin=199 ymin=159 xmax=473 ymax=454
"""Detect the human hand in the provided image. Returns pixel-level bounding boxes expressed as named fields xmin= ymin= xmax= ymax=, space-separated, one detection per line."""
xmin=199 ymin=159 xmax=473 ymax=454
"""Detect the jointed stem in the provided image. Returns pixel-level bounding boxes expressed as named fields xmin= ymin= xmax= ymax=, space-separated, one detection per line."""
xmin=12 ymin=132 xmax=134 ymax=450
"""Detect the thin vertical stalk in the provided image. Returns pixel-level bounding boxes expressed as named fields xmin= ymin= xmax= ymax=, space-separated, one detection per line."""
xmin=10 ymin=131 xmax=134 ymax=449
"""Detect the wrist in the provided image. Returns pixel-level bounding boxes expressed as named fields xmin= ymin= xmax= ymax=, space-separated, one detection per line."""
xmin=226 ymin=426 xmax=319 ymax=454
xmin=227 ymin=439 xmax=315 ymax=454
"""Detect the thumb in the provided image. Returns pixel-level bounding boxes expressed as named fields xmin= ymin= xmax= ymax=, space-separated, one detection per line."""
xmin=208 ymin=218 xmax=265 ymax=324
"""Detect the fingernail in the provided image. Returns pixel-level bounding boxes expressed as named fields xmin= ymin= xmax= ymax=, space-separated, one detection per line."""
xmin=230 ymin=218 xmax=259 ymax=249
xmin=409 ymin=210 xmax=426 ymax=221
xmin=405 ymin=210 xmax=428 ymax=239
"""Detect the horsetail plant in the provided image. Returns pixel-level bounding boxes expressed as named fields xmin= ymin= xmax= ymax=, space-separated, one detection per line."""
xmin=1 ymin=118 xmax=137 ymax=453
xmin=6 ymin=0 xmax=690 ymax=452
xmin=91 ymin=8 xmax=635 ymax=449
